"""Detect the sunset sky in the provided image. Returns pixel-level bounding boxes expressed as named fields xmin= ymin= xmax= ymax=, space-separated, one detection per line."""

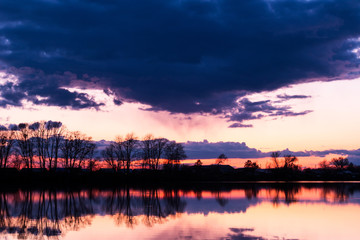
xmin=1 ymin=0 xmax=360 ymax=161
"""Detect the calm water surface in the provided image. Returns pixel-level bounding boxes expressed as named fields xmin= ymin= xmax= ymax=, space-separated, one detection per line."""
xmin=1 ymin=183 xmax=359 ymax=240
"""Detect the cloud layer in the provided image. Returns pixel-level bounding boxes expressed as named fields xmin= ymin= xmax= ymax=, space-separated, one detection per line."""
xmin=1 ymin=0 xmax=360 ymax=124
xmin=184 ymin=140 xmax=360 ymax=164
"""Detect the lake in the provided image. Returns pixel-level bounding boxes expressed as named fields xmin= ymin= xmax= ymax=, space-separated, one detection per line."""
xmin=0 ymin=182 xmax=359 ymax=240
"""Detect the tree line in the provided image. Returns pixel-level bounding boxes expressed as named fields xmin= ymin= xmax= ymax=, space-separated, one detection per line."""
xmin=0 ymin=121 xmax=186 ymax=171
xmin=242 ymin=152 xmax=355 ymax=170
xmin=0 ymin=120 xmax=355 ymax=173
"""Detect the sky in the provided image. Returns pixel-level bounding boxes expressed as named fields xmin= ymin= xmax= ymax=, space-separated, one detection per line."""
xmin=0 ymin=0 xmax=360 ymax=161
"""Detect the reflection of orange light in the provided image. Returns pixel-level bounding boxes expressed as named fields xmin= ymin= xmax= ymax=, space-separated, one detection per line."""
xmin=3 ymin=185 xmax=360 ymax=240
xmin=3 ymin=185 xmax=350 ymax=205
xmin=66 ymin=202 xmax=360 ymax=240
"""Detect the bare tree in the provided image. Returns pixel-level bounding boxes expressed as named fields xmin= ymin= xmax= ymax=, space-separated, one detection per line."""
xmin=10 ymin=152 xmax=23 ymax=170
xmin=122 ymin=133 xmax=139 ymax=174
xmin=194 ymin=159 xmax=202 ymax=167
xmin=283 ymin=155 xmax=299 ymax=170
xmin=45 ymin=121 xmax=64 ymax=170
xmin=102 ymin=143 xmax=117 ymax=172
xmin=244 ymin=160 xmax=259 ymax=169
xmin=61 ymin=131 xmax=79 ymax=169
xmin=271 ymin=151 xmax=281 ymax=169
xmin=141 ymin=135 xmax=169 ymax=170
xmin=330 ymin=157 xmax=350 ymax=169
xmin=141 ymin=134 xmax=153 ymax=169
xmin=16 ymin=123 xmax=35 ymax=169
xmin=88 ymin=158 xmax=100 ymax=172
xmin=79 ymin=140 xmax=96 ymax=169
xmin=151 ymin=138 xmax=168 ymax=170
xmin=32 ymin=121 xmax=47 ymax=170
xmin=216 ymin=153 xmax=228 ymax=165
xmin=318 ymin=160 xmax=329 ymax=169
xmin=102 ymin=138 xmax=127 ymax=172
xmin=164 ymin=141 xmax=187 ymax=169
xmin=0 ymin=127 xmax=15 ymax=168
xmin=61 ymin=131 xmax=95 ymax=169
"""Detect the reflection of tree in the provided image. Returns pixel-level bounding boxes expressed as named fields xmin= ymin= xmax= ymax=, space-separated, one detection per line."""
xmin=269 ymin=185 xmax=300 ymax=206
xmin=104 ymin=187 xmax=186 ymax=228
xmin=104 ymin=188 xmax=125 ymax=218
xmin=103 ymin=187 xmax=137 ymax=228
xmin=63 ymin=190 xmax=93 ymax=231
xmin=0 ymin=189 xmax=95 ymax=239
xmin=141 ymin=188 xmax=165 ymax=227
xmin=193 ymin=190 xmax=203 ymax=200
xmin=164 ymin=189 xmax=186 ymax=216
xmin=124 ymin=187 xmax=136 ymax=228
xmin=17 ymin=190 xmax=33 ymax=236
xmin=244 ymin=188 xmax=259 ymax=200
xmin=212 ymin=191 xmax=229 ymax=207
xmin=2 ymin=184 xmax=359 ymax=239
xmin=321 ymin=184 xmax=351 ymax=203
xmin=0 ymin=192 xmax=12 ymax=233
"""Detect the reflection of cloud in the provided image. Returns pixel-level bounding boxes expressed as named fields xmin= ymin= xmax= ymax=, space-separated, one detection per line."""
xmin=227 ymin=228 xmax=299 ymax=240
xmin=1 ymin=185 xmax=360 ymax=239
xmin=227 ymin=228 xmax=265 ymax=240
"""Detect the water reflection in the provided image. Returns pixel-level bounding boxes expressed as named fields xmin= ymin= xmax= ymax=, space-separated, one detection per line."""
xmin=0 ymin=183 xmax=359 ymax=239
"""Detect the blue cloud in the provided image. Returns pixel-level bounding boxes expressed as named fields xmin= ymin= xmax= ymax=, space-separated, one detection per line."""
xmin=0 ymin=0 xmax=359 ymax=116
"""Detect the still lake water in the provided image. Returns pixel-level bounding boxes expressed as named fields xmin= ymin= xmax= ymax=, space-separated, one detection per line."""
xmin=0 ymin=182 xmax=359 ymax=240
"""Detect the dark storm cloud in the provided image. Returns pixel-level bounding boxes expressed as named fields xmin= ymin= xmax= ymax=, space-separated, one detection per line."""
xmin=0 ymin=0 xmax=360 ymax=117
xmin=0 ymin=68 xmax=104 ymax=109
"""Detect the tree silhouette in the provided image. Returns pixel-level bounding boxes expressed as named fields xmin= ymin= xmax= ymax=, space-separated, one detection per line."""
xmin=45 ymin=121 xmax=64 ymax=170
xmin=15 ymin=123 xmax=35 ymax=169
xmin=244 ymin=160 xmax=259 ymax=169
xmin=141 ymin=134 xmax=153 ymax=169
xmin=122 ymin=133 xmax=139 ymax=174
xmin=103 ymin=143 xmax=123 ymax=172
xmin=88 ymin=158 xmax=99 ymax=172
xmin=283 ymin=155 xmax=299 ymax=170
xmin=216 ymin=153 xmax=228 ymax=165
xmin=164 ymin=141 xmax=187 ymax=170
xmin=330 ymin=157 xmax=350 ymax=169
xmin=271 ymin=151 xmax=281 ymax=169
xmin=61 ymin=131 xmax=95 ymax=169
xmin=318 ymin=160 xmax=329 ymax=169
xmin=0 ymin=129 xmax=15 ymax=168
xmin=194 ymin=159 xmax=202 ymax=167
xmin=151 ymin=138 xmax=169 ymax=170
